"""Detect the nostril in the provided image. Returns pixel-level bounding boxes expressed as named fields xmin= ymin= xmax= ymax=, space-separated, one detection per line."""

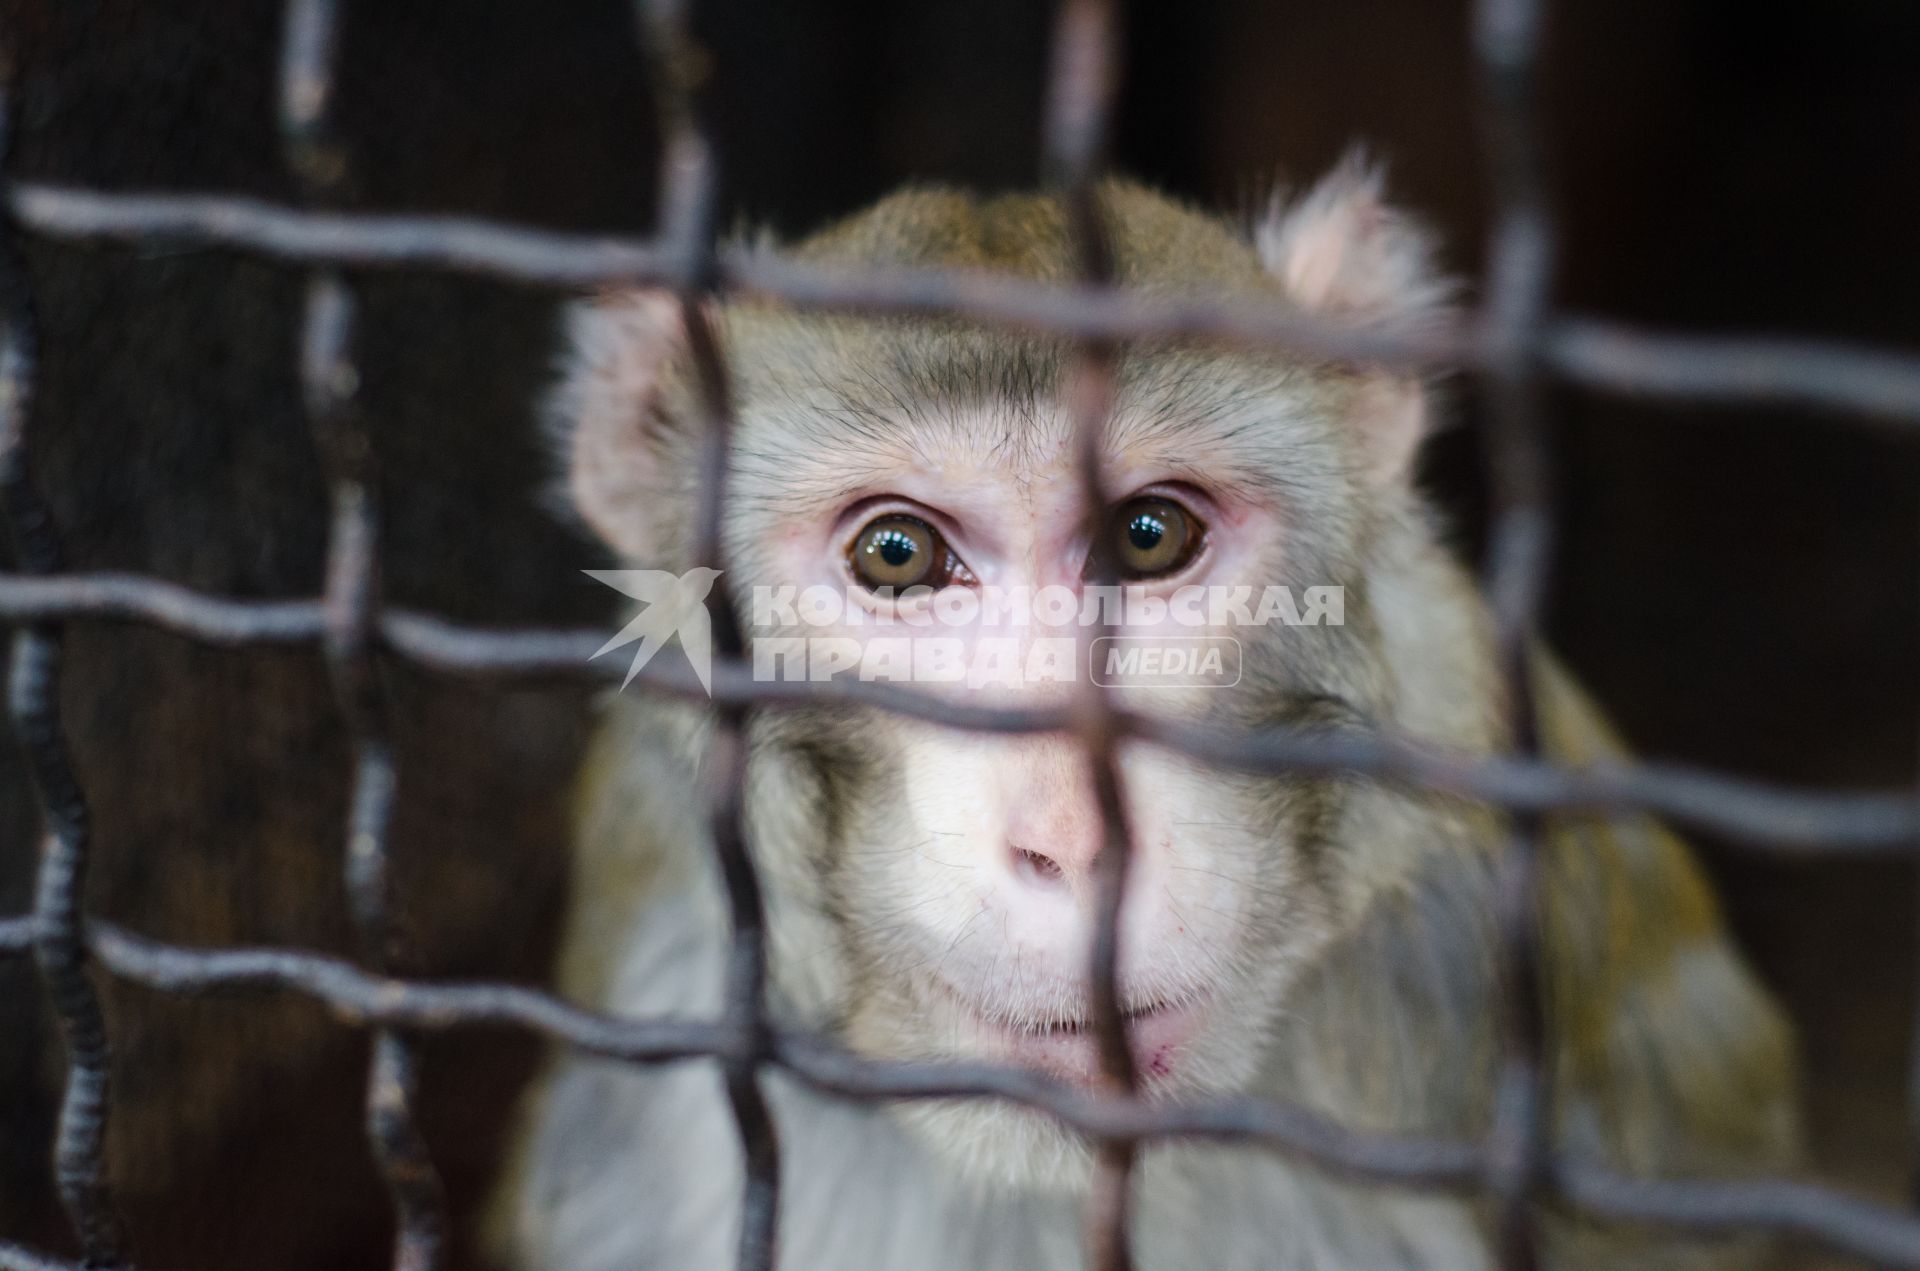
xmin=1012 ymin=847 xmax=1066 ymax=887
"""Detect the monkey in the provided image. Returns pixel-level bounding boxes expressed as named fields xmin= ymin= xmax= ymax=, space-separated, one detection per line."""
xmin=489 ymin=154 xmax=1800 ymax=1270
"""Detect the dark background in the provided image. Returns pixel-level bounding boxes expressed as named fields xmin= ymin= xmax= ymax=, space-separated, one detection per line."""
xmin=2 ymin=0 xmax=1917 ymax=1266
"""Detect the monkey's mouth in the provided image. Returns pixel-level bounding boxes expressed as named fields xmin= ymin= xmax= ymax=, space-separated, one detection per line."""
xmin=1013 ymin=999 xmax=1172 ymax=1037
xmin=935 ymin=986 xmax=1205 ymax=1088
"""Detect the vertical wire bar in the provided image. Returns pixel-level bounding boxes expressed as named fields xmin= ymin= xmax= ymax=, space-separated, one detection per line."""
xmin=631 ymin=5 xmax=780 ymax=1269
xmin=1042 ymin=3 xmax=1138 ymax=1269
xmin=0 ymin=47 xmax=126 ymax=1271
xmin=1470 ymin=0 xmax=1559 ymax=1266
xmin=279 ymin=4 xmax=448 ymax=1268
xmin=1910 ymin=500 xmax=1920 ymax=1207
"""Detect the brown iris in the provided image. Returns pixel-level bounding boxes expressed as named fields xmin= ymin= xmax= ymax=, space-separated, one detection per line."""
xmin=1112 ymin=496 xmax=1201 ymax=579
xmin=850 ymin=514 xmax=972 ymax=592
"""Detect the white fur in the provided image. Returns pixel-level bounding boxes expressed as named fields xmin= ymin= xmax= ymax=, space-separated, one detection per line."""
xmin=502 ymin=854 xmax=1491 ymax=1271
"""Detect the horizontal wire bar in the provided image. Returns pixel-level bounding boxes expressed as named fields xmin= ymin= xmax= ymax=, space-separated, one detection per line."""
xmin=15 ymin=184 xmax=1920 ymax=429
xmin=1550 ymin=1162 xmax=1920 ymax=1265
xmin=0 ymin=570 xmax=1910 ymax=851
xmin=1550 ymin=316 xmax=1920 ymax=421
xmin=0 ymin=1240 xmax=87 ymax=1271
xmin=55 ymin=919 xmax=1481 ymax=1174
xmin=11 ymin=186 xmax=672 ymax=286
xmin=84 ymin=921 xmax=730 ymax=1063
xmin=772 ymin=1032 xmax=1483 ymax=1188
xmin=2 ymin=918 xmax=1919 ymax=1266
xmin=0 ymin=573 xmax=326 ymax=641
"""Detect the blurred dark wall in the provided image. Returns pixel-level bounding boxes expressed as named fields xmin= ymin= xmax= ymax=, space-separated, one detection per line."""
xmin=2 ymin=0 xmax=1917 ymax=1265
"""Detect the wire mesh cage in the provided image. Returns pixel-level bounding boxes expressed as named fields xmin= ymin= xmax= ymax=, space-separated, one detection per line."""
xmin=4 ymin=1 xmax=1920 ymax=1269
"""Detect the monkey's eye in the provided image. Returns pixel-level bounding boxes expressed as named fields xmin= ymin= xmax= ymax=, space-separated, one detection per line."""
xmin=849 ymin=514 xmax=972 ymax=592
xmin=1111 ymin=496 xmax=1202 ymax=579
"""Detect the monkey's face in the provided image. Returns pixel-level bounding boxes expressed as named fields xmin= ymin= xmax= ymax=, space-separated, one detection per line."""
xmin=558 ymin=176 xmax=1450 ymax=1188
xmin=722 ymin=356 xmax=1389 ymax=1187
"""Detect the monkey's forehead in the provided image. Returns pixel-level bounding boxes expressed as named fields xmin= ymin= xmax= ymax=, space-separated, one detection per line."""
xmin=702 ymin=178 xmax=1353 ymax=419
xmin=690 ymin=179 xmax=1359 ymax=429
xmin=698 ymin=326 xmax=1356 ymax=525
xmin=781 ymin=179 xmax=1281 ymax=294
xmin=704 ymin=301 xmax=1348 ymax=432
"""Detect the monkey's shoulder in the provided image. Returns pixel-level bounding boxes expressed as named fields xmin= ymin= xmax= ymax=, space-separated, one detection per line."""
xmin=1530 ymin=657 xmax=1802 ymax=1179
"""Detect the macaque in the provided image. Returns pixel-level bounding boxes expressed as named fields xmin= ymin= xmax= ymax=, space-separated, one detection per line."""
xmin=491 ymin=155 xmax=1799 ymax=1270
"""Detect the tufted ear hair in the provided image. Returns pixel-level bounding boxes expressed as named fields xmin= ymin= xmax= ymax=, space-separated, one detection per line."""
xmin=1254 ymin=149 xmax=1454 ymax=487
xmin=550 ymin=289 xmax=687 ymax=561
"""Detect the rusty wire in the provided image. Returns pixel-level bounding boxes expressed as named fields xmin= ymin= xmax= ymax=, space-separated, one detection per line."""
xmin=5 ymin=0 xmax=1920 ymax=1269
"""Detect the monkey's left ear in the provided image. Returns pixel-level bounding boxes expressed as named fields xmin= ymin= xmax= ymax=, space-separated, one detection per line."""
xmin=1254 ymin=150 xmax=1453 ymax=488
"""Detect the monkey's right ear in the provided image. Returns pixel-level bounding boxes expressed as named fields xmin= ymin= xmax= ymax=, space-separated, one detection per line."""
xmin=552 ymin=289 xmax=687 ymax=561
xmin=1253 ymin=150 xmax=1453 ymax=487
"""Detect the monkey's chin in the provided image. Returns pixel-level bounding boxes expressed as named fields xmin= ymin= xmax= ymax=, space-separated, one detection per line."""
xmin=892 ymin=1098 xmax=1101 ymax=1193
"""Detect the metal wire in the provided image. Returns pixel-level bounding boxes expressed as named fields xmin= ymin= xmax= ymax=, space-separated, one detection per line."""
xmin=1469 ymin=0 xmax=1558 ymax=1261
xmin=1039 ymin=0 xmax=1139 ymax=1263
xmin=4 ymin=0 xmax=1920 ymax=1268
xmin=0 ymin=45 xmax=124 ymax=1271
xmin=629 ymin=1 xmax=783 ymax=1267
xmin=19 ymin=183 xmax=1920 ymax=431
xmin=279 ymin=0 xmax=453 ymax=1263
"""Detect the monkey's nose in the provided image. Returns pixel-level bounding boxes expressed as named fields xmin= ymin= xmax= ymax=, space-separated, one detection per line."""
xmin=998 ymin=739 xmax=1106 ymax=890
xmin=1009 ymin=845 xmax=1070 ymax=889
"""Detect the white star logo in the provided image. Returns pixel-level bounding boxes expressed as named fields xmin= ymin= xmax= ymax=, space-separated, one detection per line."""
xmin=585 ymin=567 xmax=724 ymax=695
